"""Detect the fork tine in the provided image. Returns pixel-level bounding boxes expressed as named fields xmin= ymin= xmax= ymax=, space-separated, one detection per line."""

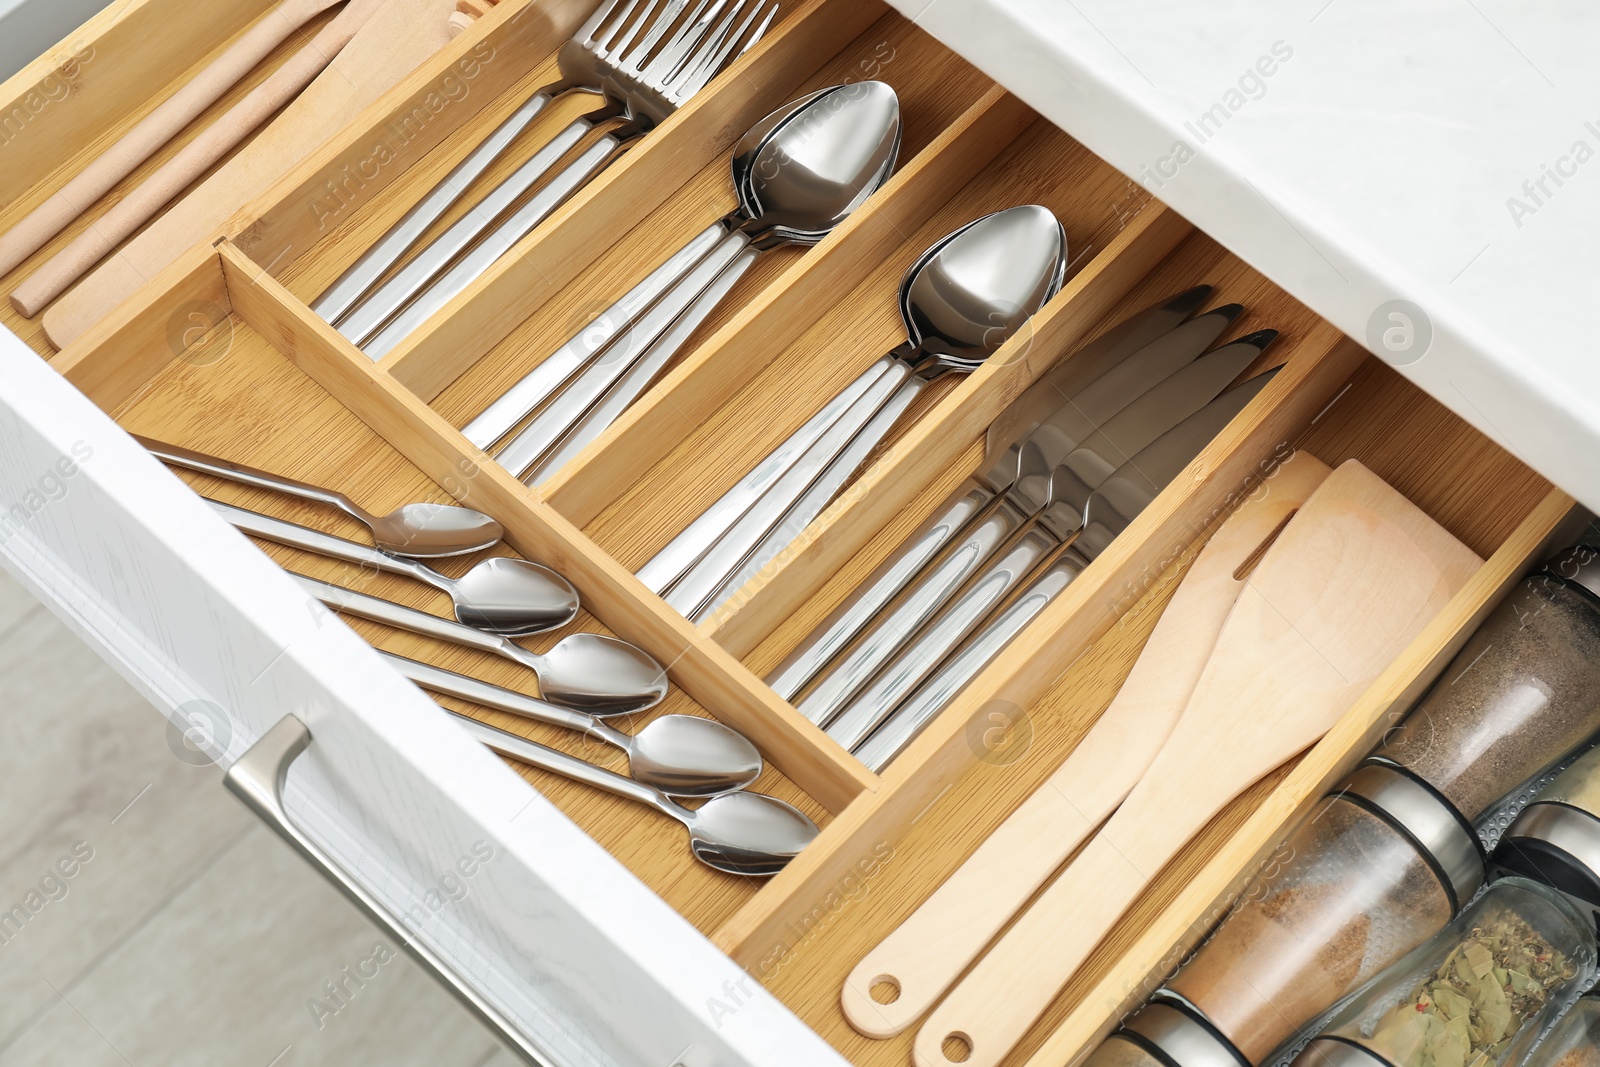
xmin=593 ymin=0 xmax=646 ymax=50
xmin=651 ymin=0 xmax=735 ymax=80
xmin=662 ymin=0 xmax=743 ymax=88
xmin=578 ymin=0 xmax=627 ymax=43
xmin=620 ymin=0 xmax=694 ymax=68
xmin=636 ymin=0 xmax=720 ymax=77
xmin=674 ymin=0 xmax=773 ymax=100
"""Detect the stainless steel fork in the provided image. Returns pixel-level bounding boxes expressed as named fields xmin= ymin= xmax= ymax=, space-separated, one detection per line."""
xmin=341 ymin=0 xmax=778 ymax=358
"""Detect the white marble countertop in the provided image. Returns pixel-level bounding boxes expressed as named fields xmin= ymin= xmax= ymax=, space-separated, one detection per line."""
xmin=890 ymin=0 xmax=1600 ymax=514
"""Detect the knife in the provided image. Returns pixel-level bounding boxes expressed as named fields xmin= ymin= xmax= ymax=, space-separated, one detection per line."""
xmin=761 ymin=286 xmax=1213 ymax=701
xmin=851 ymin=367 xmax=1284 ymax=768
xmin=789 ymin=305 xmax=1250 ymax=728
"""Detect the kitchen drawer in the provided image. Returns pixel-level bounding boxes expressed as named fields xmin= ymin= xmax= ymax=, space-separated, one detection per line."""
xmin=0 ymin=0 xmax=1586 ymax=1066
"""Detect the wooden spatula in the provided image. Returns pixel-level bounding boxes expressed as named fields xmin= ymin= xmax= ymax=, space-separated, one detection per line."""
xmin=840 ymin=452 xmax=1334 ymax=1038
xmin=0 ymin=0 xmax=347 ymax=279
xmin=23 ymin=0 xmax=461 ymax=342
xmin=911 ymin=459 xmax=1482 ymax=1067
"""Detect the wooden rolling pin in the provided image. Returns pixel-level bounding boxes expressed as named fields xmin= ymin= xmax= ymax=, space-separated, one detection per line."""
xmin=22 ymin=0 xmax=462 ymax=341
xmin=840 ymin=451 xmax=1334 ymax=1038
xmin=0 ymin=0 xmax=346 ymax=279
xmin=912 ymin=459 xmax=1483 ymax=1067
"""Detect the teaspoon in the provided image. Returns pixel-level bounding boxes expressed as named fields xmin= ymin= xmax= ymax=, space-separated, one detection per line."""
xmin=451 ymin=711 xmax=818 ymax=876
xmin=468 ymin=81 xmax=903 ymax=481
xmin=139 ymin=435 xmax=503 ymax=558
xmin=212 ymin=500 xmax=577 ymax=636
xmin=298 ymin=574 xmax=669 ymax=714
xmin=643 ymin=205 xmax=1068 ymax=615
xmin=384 ymin=652 xmax=759 ymax=797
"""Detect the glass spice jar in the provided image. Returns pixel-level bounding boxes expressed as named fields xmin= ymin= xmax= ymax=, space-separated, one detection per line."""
xmin=1518 ymin=993 xmax=1600 ymax=1067
xmin=1495 ymin=743 xmax=1600 ymax=906
xmin=1378 ymin=546 xmax=1600 ymax=827
xmin=1290 ymin=877 xmax=1596 ymax=1067
xmin=1110 ymin=763 xmax=1483 ymax=1067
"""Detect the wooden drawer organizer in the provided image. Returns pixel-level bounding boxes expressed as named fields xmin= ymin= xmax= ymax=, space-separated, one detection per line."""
xmin=0 ymin=0 xmax=1585 ymax=1064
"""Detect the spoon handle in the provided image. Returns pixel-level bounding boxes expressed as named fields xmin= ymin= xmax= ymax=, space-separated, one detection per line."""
xmin=637 ymin=355 xmax=897 ymax=593
xmin=313 ymin=88 xmax=560 ymax=325
xmin=500 ymin=230 xmax=755 ymax=479
xmin=379 ymin=651 xmax=594 ymax=733
xmin=694 ymin=369 xmax=928 ymax=621
xmin=210 ymin=499 xmax=433 ymax=585
xmin=665 ymin=362 xmax=912 ymax=618
xmin=464 ymin=221 xmax=729 ymax=451
xmin=359 ymin=128 xmax=624 ymax=358
xmin=446 ymin=709 xmax=674 ymax=815
xmin=137 ymin=435 xmax=360 ymax=517
xmin=334 ymin=109 xmax=601 ymax=345
xmin=291 ymin=573 xmax=523 ymax=664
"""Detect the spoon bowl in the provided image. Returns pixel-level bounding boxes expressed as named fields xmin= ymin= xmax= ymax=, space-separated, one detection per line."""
xmin=622 ymin=715 xmax=762 ymax=797
xmin=733 ymin=80 xmax=901 ymax=245
xmin=686 ymin=791 xmax=821 ymax=876
xmin=537 ymin=633 xmax=670 ymax=714
xmin=367 ymin=502 xmax=504 ymax=558
xmin=448 ymin=556 xmax=581 ymax=636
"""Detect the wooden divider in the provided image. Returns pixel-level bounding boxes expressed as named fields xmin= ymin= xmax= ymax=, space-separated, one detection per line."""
xmin=212 ymin=238 xmax=877 ymax=813
xmin=702 ymin=203 xmax=1193 ymax=658
xmin=710 ymin=321 xmax=1363 ymax=965
xmin=538 ymin=83 xmax=1037 ymax=527
xmin=1023 ymin=486 xmax=1579 ymax=1067
xmin=375 ymin=0 xmax=880 ymax=401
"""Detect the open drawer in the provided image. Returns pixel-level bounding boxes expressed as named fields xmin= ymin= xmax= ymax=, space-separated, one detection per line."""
xmin=0 ymin=0 xmax=1588 ymax=1064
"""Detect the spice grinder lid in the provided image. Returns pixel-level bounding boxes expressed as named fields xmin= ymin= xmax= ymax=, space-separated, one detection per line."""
xmin=1344 ymin=760 xmax=1484 ymax=912
xmin=1497 ymin=801 xmax=1600 ymax=906
xmin=1290 ymin=1037 xmax=1400 ymax=1067
xmin=1542 ymin=544 xmax=1600 ymax=608
xmin=1128 ymin=999 xmax=1250 ymax=1067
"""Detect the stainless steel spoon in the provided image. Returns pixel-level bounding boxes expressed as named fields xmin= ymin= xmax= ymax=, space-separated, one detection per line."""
xmin=138 ymin=435 xmax=503 ymax=558
xmin=383 ymin=652 xmax=759 ymax=796
xmin=213 ymin=500 xmax=576 ymax=636
xmin=469 ymin=81 xmax=903 ymax=481
xmin=642 ymin=205 xmax=1068 ymax=614
xmin=451 ymin=710 xmax=817 ymax=876
xmin=297 ymin=573 xmax=668 ymax=714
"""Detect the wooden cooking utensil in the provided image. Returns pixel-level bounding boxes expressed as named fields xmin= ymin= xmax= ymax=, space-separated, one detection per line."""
xmin=840 ymin=451 xmax=1334 ymax=1038
xmin=0 ymin=0 xmax=347 ymax=279
xmin=22 ymin=0 xmax=463 ymax=341
xmin=912 ymin=459 xmax=1483 ymax=1067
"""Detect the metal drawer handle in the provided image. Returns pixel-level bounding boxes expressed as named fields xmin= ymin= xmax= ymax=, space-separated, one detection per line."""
xmin=224 ymin=715 xmax=556 ymax=1067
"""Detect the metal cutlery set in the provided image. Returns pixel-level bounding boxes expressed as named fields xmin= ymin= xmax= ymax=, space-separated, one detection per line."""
xmin=764 ymin=287 xmax=1282 ymax=769
xmin=138 ymin=437 xmax=816 ymax=876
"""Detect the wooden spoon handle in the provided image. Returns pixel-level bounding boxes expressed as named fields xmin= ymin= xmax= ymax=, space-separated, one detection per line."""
xmin=0 ymin=0 xmax=333 ymax=279
xmin=839 ymin=453 xmax=1333 ymax=1038
xmin=9 ymin=0 xmax=379 ymax=317
xmin=914 ymin=830 xmax=1150 ymax=1067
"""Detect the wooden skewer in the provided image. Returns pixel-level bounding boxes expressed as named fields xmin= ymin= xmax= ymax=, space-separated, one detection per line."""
xmin=912 ymin=460 xmax=1483 ymax=1067
xmin=0 ymin=0 xmax=346 ymax=279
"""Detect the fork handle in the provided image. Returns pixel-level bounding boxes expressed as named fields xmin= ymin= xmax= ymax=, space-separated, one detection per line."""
xmin=464 ymin=220 xmax=729 ymax=451
xmin=358 ymin=129 xmax=624 ymax=357
xmin=314 ymin=87 xmax=561 ymax=324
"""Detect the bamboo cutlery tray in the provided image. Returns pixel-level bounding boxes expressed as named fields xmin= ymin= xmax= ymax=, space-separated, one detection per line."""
xmin=0 ymin=0 xmax=1584 ymax=1065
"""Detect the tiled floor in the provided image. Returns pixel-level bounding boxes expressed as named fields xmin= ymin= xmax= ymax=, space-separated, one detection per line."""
xmin=0 ymin=567 xmax=511 ymax=1066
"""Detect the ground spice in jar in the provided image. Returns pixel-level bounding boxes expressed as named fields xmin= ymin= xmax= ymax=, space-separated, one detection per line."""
xmin=1165 ymin=797 xmax=1454 ymax=1062
xmin=1526 ymin=996 xmax=1600 ymax=1067
xmin=1379 ymin=575 xmax=1600 ymax=822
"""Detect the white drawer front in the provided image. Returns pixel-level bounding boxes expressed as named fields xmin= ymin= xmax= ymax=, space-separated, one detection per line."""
xmin=0 ymin=326 xmax=847 ymax=1067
